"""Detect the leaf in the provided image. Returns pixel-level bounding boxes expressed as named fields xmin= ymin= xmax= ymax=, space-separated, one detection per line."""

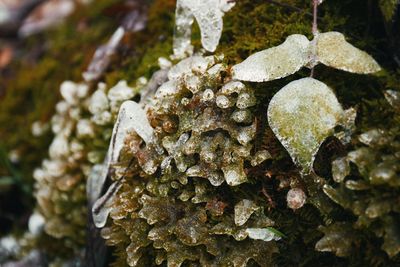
xmin=316 ymin=32 xmax=381 ymax=74
xmin=232 ymin=34 xmax=310 ymax=82
xmin=267 ymin=78 xmax=344 ymax=174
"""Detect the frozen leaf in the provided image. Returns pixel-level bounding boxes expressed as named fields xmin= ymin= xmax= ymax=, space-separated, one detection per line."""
xmin=173 ymin=0 xmax=235 ymax=58
xmin=234 ymin=199 xmax=259 ymax=226
xmin=245 ymin=228 xmax=282 ymax=242
xmin=267 ymin=78 xmax=344 ymax=174
xmin=316 ymin=32 xmax=381 ymax=74
xmin=232 ymin=34 xmax=310 ymax=82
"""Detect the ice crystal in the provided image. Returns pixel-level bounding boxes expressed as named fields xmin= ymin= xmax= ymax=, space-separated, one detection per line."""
xmin=268 ymin=78 xmax=345 ymax=174
xmin=173 ymin=0 xmax=235 ymax=58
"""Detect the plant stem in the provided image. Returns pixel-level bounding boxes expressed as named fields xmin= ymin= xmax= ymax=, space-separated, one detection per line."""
xmin=312 ymin=0 xmax=319 ymax=35
xmin=310 ymin=0 xmax=319 ymax=77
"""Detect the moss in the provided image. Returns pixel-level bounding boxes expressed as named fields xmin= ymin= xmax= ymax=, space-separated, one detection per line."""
xmin=1 ymin=0 xmax=400 ymax=265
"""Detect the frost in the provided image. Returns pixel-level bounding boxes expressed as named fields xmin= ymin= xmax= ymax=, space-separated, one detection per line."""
xmin=173 ymin=0 xmax=235 ymax=58
xmin=316 ymin=32 xmax=381 ymax=74
xmin=232 ymin=34 xmax=310 ymax=82
xmin=245 ymin=228 xmax=281 ymax=242
xmin=234 ymin=199 xmax=259 ymax=226
xmin=267 ymin=78 xmax=344 ymax=174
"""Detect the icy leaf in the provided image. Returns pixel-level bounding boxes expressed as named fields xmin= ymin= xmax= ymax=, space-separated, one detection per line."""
xmin=232 ymin=34 xmax=310 ymax=82
xmin=245 ymin=228 xmax=282 ymax=242
xmin=267 ymin=78 xmax=344 ymax=174
xmin=234 ymin=199 xmax=259 ymax=226
xmin=316 ymin=32 xmax=381 ymax=74
xmin=173 ymin=0 xmax=235 ymax=58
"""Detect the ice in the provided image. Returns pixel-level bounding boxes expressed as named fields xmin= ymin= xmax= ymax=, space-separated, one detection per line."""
xmin=216 ymin=95 xmax=234 ymax=109
xmin=222 ymin=164 xmax=247 ymax=186
xmin=92 ymin=181 xmax=123 ymax=228
xmin=267 ymin=78 xmax=344 ymax=174
xmin=49 ymin=134 xmax=69 ymax=158
xmin=173 ymin=0 xmax=235 ymax=58
xmin=232 ymin=34 xmax=310 ymax=82
xmin=88 ymin=85 xmax=109 ymax=115
xmin=28 ymin=213 xmax=45 ymax=236
xmin=316 ymin=32 xmax=381 ymax=74
xmin=232 ymin=32 xmax=381 ymax=83
xmin=245 ymin=228 xmax=281 ymax=242
xmin=234 ymin=199 xmax=259 ymax=226
xmin=332 ymin=157 xmax=350 ymax=183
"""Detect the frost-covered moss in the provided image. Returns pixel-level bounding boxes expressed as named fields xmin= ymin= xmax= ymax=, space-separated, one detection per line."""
xmin=2 ymin=0 xmax=400 ymax=266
